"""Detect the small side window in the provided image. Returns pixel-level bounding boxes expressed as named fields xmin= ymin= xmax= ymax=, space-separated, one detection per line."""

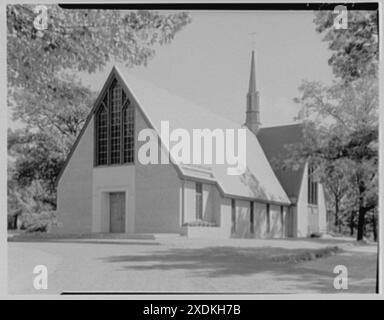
xmin=266 ymin=203 xmax=270 ymax=234
xmin=195 ymin=183 xmax=203 ymax=220
xmin=231 ymin=199 xmax=236 ymax=234
xmin=250 ymin=202 xmax=254 ymax=234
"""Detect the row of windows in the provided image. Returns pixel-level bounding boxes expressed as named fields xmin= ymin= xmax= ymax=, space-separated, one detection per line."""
xmin=189 ymin=187 xmax=284 ymax=235
xmin=195 ymin=174 xmax=316 ymax=232
xmin=95 ymin=80 xmax=135 ymax=166
xmin=193 ymin=176 xmax=318 ymax=235
xmin=196 ymin=182 xmax=286 ymax=235
xmin=231 ymin=199 xmax=285 ymax=235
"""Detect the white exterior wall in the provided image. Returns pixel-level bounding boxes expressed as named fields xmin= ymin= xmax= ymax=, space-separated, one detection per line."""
xmin=90 ymin=98 xmax=183 ymax=234
xmin=92 ymin=166 xmax=135 ymax=233
xmin=183 ymin=180 xmax=196 ymax=224
xmin=182 ymin=181 xmax=218 ymax=224
xmin=135 ymin=162 xmax=181 ymax=233
xmin=56 ymin=118 xmax=94 ymax=233
xmin=296 ymin=163 xmax=309 ymax=237
xmin=295 ymin=162 xmax=327 ymax=237
xmin=181 ymin=181 xmax=232 ymax=238
xmin=134 ymin=107 xmax=182 ymax=233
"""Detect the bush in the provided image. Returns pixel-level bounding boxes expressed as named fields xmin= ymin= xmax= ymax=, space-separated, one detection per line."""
xmin=20 ymin=211 xmax=58 ymax=233
xmin=310 ymin=232 xmax=323 ymax=238
xmin=7 ymin=209 xmax=22 ymax=230
xmin=182 ymin=219 xmax=217 ymax=227
xmin=273 ymin=246 xmax=340 ymax=264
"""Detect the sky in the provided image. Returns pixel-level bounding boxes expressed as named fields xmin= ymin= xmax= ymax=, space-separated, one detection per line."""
xmin=10 ymin=10 xmax=335 ymax=129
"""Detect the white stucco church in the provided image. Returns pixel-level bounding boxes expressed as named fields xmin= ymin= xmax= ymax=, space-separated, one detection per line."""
xmin=56 ymin=51 xmax=327 ymax=238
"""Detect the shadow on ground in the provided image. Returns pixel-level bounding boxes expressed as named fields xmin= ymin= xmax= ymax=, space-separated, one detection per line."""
xmin=100 ymin=246 xmax=329 ymax=276
xmin=8 ymin=239 xmax=160 ymax=246
xmin=100 ymin=245 xmax=376 ymax=293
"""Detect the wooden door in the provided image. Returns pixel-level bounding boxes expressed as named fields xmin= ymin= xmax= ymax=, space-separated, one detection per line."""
xmin=110 ymin=192 xmax=125 ymax=233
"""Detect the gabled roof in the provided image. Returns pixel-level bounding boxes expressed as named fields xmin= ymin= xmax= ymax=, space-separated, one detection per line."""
xmin=116 ymin=66 xmax=290 ymax=205
xmin=58 ymin=66 xmax=291 ymax=206
xmin=257 ymin=123 xmax=305 ymax=202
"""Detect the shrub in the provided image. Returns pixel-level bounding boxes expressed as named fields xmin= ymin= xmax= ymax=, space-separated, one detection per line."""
xmin=20 ymin=211 xmax=58 ymax=233
xmin=310 ymin=232 xmax=323 ymax=238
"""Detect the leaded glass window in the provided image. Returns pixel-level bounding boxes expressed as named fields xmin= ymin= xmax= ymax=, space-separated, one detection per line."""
xmin=123 ymin=102 xmax=134 ymax=164
xmin=308 ymin=166 xmax=318 ymax=205
xmin=95 ymin=78 xmax=135 ymax=166
xmin=96 ymin=105 xmax=108 ymax=165
xmin=110 ymin=82 xmax=122 ymax=164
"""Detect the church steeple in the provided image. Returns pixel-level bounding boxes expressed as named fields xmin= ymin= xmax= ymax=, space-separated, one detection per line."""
xmin=245 ymin=50 xmax=261 ymax=135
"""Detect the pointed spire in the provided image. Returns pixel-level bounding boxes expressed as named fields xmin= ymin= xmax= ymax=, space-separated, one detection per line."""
xmin=245 ymin=50 xmax=261 ymax=135
xmin=248 ymin=50 xmax=256 ymax=94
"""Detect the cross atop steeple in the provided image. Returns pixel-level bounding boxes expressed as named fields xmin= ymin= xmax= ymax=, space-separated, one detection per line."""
xmin=250 ymin=31 xmax=257 ymax=50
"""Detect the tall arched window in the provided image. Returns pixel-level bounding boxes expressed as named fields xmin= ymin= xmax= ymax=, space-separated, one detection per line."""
xmin=110 ymin=81 xmax=122 ymax=164
xmin=123 ymin=102 xmax=135 ymax=163
xmin=95 ymin=105 xmax=108 ymax=165
xmin=308 ymin=166 xmax=318 ymax=205
xmin=95 ymin=78 xmax=134 ymax=166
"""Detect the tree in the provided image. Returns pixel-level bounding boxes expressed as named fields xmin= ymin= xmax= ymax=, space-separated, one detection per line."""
xmin=7 ymin=5 xmax=191 ymax=92
xmin=321 ymin=159 xmax=350 ymax=232
xmin=7 ymin=5 xmax=191 ymax=222
xmin=7 ymin=5 xmax=191 ymax=143
xmin=290 ymin=10 xmax=379 ymax=241
xmin=10 ymin=77 xmax=97 ymax=155
xmin=8 ymin=129 xmax=65 ymax=208
xmin=313 ymin=10 xmax=378 ymax=82
xmin=294 ymin=76 xmax=378 ymax=241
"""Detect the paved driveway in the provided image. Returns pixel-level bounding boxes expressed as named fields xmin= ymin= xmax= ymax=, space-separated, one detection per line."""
xmin=8 ymin=237 xmax=377 ymax=295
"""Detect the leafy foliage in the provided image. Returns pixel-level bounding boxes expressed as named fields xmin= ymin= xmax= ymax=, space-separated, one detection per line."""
xmin=289 ymin=10 xmax=379 ymax=240
xmin=8 ymin=129 xmax=65 ymax=199
xmin=7 ymin=5 xmax=191 ymax=92
xmin=7 ymin=5 xmax=191 ymax=229
xmin=313 ymin=10 xmax=378 ymax=82
xmin=292 ymin=75 xmax=378 ymax=240
xmin=8 ymin=5 xmax=191 ymax=149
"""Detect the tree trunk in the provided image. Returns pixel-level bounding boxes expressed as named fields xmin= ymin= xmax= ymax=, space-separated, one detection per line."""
xmin=349 ymin=210 xmax=355 ymax=236
xmin=334 ymin=195 xmax=339 ymax=232
xmin=372 ymin=212 xmax=377 ymax=242
xmin=356 ymin=182 xmax=367 ymax=241
xmin=356 ymin=207 xmax=366 ymax=241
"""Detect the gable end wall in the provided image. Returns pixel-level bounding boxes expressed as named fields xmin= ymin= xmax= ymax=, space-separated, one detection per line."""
xmin=56 ymin=118 xmax=94 ymax=233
